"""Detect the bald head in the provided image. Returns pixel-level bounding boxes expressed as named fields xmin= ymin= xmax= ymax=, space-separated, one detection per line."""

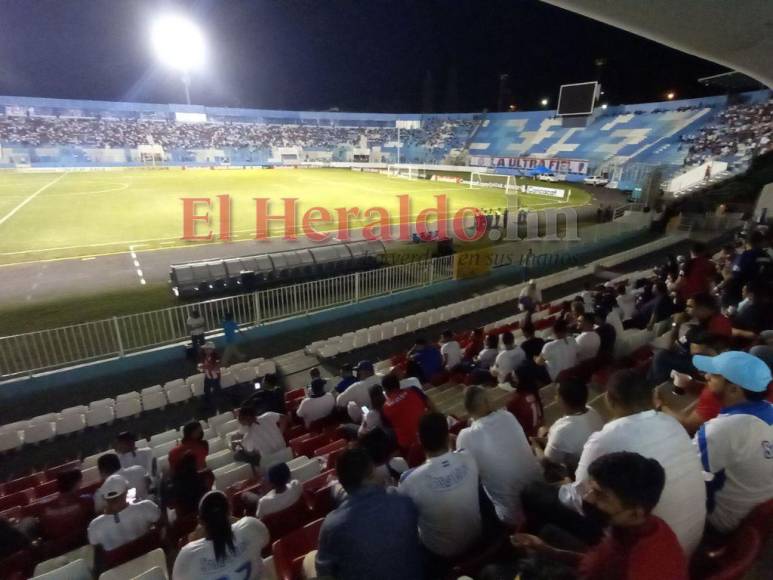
xmin=464 ymin=385 xmax=491 ymax=419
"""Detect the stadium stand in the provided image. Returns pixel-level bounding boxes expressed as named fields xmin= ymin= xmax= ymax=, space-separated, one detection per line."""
xmin=0 ymin=90 xmax=770 ymax=192
xmin=1 ymin=224 xmax=772 ymax=578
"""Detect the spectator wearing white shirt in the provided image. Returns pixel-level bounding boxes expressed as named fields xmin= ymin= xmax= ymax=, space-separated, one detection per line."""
xmin=531 ymin=379 xmax=604 ymax=475
xmin=575 ymin=313 xmax=601 ymax=362
xmin=399 ymin=413 xmax=482 ymax=565
xmin=186 ymin=308 xmax=206 ymax=354
xmin=336 ymin=361 xmax=379 ymax=415
xmin=256 ymin=463 xmax=303 ymax=519
xmin=94 ymin=453 xmax=150 ymax=513
xmin=457 ymin=386 xmax=541 ymax=526
xmin=616 ymin=284 xmax=637 ymax=323
xmin=115 ymin=432 xmax=155 ymax=478
xmin=691 ymin=351 xmax=773 ymax=533
xmin=490 ymin=331 xmax=526 ymax=383
xmin=535 ymin=319 xmax=578 ymax=382
xmin=230 ymin=407 xmax=289 ymax=472
xmin=476 ymin=334 xmax=500 ymax=370
xmin=519 ymin=279 xmax=542 ymax=312
xmin=173 ymin=491 xmax=269 ymax=580
xmin=297 ymin=378 xmax=336 ymax=428
xmin=439 ymin=330 xmax=463 ymax=371
xmin=88 ymin=475 xmax=160 ymax=552
xmin=580 ymin=281 xmax=596 ymax=312
xmin=523 ymin=370 xmax=706 ymax=555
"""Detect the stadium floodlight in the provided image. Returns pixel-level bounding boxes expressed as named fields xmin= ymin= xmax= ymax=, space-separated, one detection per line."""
xmin=151 ymin=14 xmax=206 ymax=104
xmin=666 ymin=91 xmax=676 ymax=100
xmin=601 ymin=103 xmax=608 ymax=109
xmin=540 ymin=98 xmax=549 ymax=107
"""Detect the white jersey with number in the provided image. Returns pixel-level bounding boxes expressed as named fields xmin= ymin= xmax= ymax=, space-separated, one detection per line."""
xmin=173 ymin=517 xmax=269 ymax=580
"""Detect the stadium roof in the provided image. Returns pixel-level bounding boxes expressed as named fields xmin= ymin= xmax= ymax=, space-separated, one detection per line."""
xmin=542 ymin=0 xmax=773 ymax=89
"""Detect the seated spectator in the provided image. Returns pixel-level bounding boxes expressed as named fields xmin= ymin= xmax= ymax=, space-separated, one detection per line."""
xmin=297 ymin=378 xmax=336 ymax=428
xmin=648 ymin=292 xmax=732 ymax=384
xmin=674 ymin=242 xmax=715 ymax=303
xmin=654 ymin=332 xmax=731 ymax=435
xmin=95 ymin=453 xmax=150 ymax=513
xmin=730 ymin=280 xmax=771 ymax=339
xmin=173 ymin=490 xmax=269 ymax=580
xmin=408 ymin=338 xmax=443 ymax=382
xmin=335 ymin=363 xmax=356 ymax=394
xmin=230 ymin=407 xmax=288 ymax=472
xmin=490 ymin=331 xmax=526 ymax=383
xmin=39 ymin=470 xmax=93 ymax=541
xmin=524 ymin=370 xmax=706 ymax=555
xmin=162 ymin=451 xmax=210 ymax=521
xmin=531 ymin=379 xmax=604 ymax=475
xmin=381 ymin=372 xmax=428 ymax=451
xmin=169 ymin=421 xmax=209 ymax=473
xmin=88 ymin=475 xmax=161 ymax=552
xmin=256 ymin=462 xmax=303 ymax=518
xmin=314 ymin=448 xmax=423 ymax=580
xmin=615 ymin=284 xmax=637 ymax=324
xmin=457 ymin=386 xmax=541 ymax=527
xmin=243 ymin=373 xmax=286 ymax=415
xmin=505 ymin=372 xmax=544 ymax=438
xmin=354 ymin=384 xmax=388 ymax=438
xmin=535 ymin=319 xmax=578 ymax=382
xmin=399 ymin=413 xmax=482 ymax=562
xmin=115 ymin=431 xmax=155 ymax=477
xmin=514 ymin=452 xmax=687 ymax=580
xmin=575 ymin=313 xmax=601 ymax=362
xmin=439 ymin=330 xmax=463 ymax=371
xmin=692 ymin=351 xmax=773 ymax=533
xmin=580 ymin=281 xmax=595 ymax=312
xmin=336 ymin=361 xmax=379 ymax=413
xmin=726 ymin=230 xmax=772 ymax=305
xmin=462 ymin=328 xmax=486 ymax=364
xmin=359 ymin=427 xmax=407 ymax=487
xmin=634 ymin=279 xmax=674 ymax=330
xmin=476 ymin=333 xmax=500 ymax=370
xmin=391 ymin=364 xmax=424 ymax=392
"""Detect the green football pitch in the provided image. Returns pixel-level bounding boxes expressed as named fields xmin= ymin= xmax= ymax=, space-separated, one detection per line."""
xmin=0 ymin=168 xmax=591 ymax=265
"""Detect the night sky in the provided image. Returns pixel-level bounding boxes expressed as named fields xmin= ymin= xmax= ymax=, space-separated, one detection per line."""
xmin=0 ymin=0 xmax=728 ymax=112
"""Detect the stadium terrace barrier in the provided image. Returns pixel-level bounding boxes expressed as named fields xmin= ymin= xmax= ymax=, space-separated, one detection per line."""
xmin=0 ymin=256 xmax=454 ymax=378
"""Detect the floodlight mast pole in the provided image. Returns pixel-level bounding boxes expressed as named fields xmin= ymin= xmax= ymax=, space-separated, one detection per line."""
xmin=182 ymin=72 xmax=192 ymax=105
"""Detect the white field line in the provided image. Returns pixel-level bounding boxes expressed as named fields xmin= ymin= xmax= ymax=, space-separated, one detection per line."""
xmin=0 ymin=172 xmax=67 ymax=227
xmin=129 ymin=245 xmax=147 ymax=285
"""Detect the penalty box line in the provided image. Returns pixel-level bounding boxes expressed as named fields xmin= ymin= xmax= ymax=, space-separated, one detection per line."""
xmin=0 ymin=172 xmax=68 ymax=227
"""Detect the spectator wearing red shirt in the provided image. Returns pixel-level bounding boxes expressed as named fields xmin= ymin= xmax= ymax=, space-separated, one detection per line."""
xmin=381 ymin=373 xmax=428 ymax=451
xmin=39 ymin=470 xmax=94 ymax=548
xmin=675 ymin=242 xmax=716 ymax=303
xmin=513 ymin=452 xmax=687 ymax=580
xmin=505 ymin=372 xmax=544 ymax=438
xmin=462 ymin=328 xmax=485 ymax=364
xmin=169 ymin=421 xmax=209 ymax=473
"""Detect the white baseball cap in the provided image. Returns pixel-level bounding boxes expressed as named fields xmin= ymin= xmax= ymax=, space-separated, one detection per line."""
xmin=102 ymin=474 xmax=129 ymax=499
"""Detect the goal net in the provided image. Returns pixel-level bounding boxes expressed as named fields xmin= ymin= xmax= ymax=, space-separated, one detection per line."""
xmin=387 ymin=164 xmax=426 ymax=180
xmin=469 ymin=171 xmax=517 ymax=194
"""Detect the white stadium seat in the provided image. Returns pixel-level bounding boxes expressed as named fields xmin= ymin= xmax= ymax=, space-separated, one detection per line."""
xmin=97 ymin=548 xmax=167 ymax=580
xmin=55 ymin=413 xmax=85 ymax=436
xmin=0 ymin=429 xmax=22 ymax=453
xmin=115 ymin=392 xmax=140 ymax=402
xmin=33 ymin=545 xmax=95 ymax=578
xmin=82 ymin=452 xmax=108 ymax=469
xmin=220 ymin=370 xmax=238 ymax=390
xmin=149 ymin=429 xmax=178 ymax=447
xmin=140 ymin=385 xmax=163 ymax=396
xmin=141 ymin=390 xmax=167 ymax=412
xmin=80 ymin=466 xmax=100 ymax=485
xmin=165 ymin=382 xmax=192 ymax=404
xmin=24 ymin=421 xmax=55 ymax=444
xmin=290 ymin=457 xmax=322 ymax=483
xmin=151 ymin=439 xmax=177 ymax=459
xmin=115 ymin=398 xmax=142 ymax=419
xmin=60 ymin=405 xmax=88 ymax=416
xmin=256 ymin=360 xmax=276 ymax=376
xmin=207 ymin=437 xmax=226 ymax=454
xmin=89 ymin=398 xmax=114 ymax=409
xmin=186 ymin=373 xmax=206 ymax=397
xmin=30 ymin=413 xmax=57 ymax=424
xmin=156 ymin=455 xmax=170 ymax=477
xmin=231 ymin=364 xmax=257 ymax=384
xmin=131 ymin=567 xmax=168 ymax=580
xmin=215 ymin=418 xmax=240 ymax=438
xmin=213 ymin=463 xmax=253 ymax=491
xmin=206 ymin=449 xmax=235 ymax=470
xmin=162 ymin=379 xmax=185 ymax=391
xmin=32 ymin=558 xmax=91 ymax=580
xmin=208 ymin=411 xmax=235 ymax=431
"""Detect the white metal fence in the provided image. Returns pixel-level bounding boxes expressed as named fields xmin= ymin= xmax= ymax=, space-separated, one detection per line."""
xmin=0 ymin=255 xmax=454 ymax=378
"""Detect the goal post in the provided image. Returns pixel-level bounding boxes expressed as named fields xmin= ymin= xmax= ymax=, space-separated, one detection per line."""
xmin=468 ymin=171 xmax=517 ymax=193
xmin=386 ymin=164 xmax=426 ymax=180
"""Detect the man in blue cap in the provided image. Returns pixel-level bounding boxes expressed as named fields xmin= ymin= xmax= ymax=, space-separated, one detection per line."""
xmin=692 ymin=351 xmax=773 ymax=533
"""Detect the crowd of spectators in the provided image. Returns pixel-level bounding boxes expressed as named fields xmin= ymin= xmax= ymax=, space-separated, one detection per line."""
xmin=0 ymin=114 xmax=475 ymax=154
xmin=679 ymin=98 xmax=773 ymax=167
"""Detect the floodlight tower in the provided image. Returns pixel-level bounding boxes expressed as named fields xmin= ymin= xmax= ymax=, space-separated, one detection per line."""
xmin=151 ymin=15 xmax=206 ymax=105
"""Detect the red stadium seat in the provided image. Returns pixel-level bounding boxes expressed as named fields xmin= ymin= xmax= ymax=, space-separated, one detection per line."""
xmin=312 ymin=439 xmax=347 ymax=458
xmin=34 ymin=479 xmax=59 ymax=499
xmin=261 ymin=499 xmax=312 ymax=551
xmin=44 ymin=460 xmax=82 ymax=481
xmin=0 ymin=505 xmax=22 ymax=521
xmin=323 ymin=447 xmax=346 ymax=471
xmin=0 ymin=549 xmax=34 ymax=580
xmin=272 ymin=518 xmax=324 ymax=580
xmin=285 ymin=388 xmax=306 ymax=403
xmin=307 ymin=416 xmax=340 ymax=434
xmin=742 ymin=498 xmax=773 ymax=538
xmin=693 ymin=525 xmax=762 ymax=580
xmin=97 ymin=527 xmax=162 ymax=573
xmin=305 ymin=482 xmax=337 ymax=519
xmin=3 ymin=473 xmax=41 ymax=495
xmin=231 ymin=479 xmax=271 ymax=517
xmin=285 ymin=424 xmax=308 ymax=443
xmin=0 ymin=490 xmax=31 ymax=511
xmin=301 ymin=469 xmax=336 ymax=497
xmin=290 ymin=433 xmax=330 ymax=458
